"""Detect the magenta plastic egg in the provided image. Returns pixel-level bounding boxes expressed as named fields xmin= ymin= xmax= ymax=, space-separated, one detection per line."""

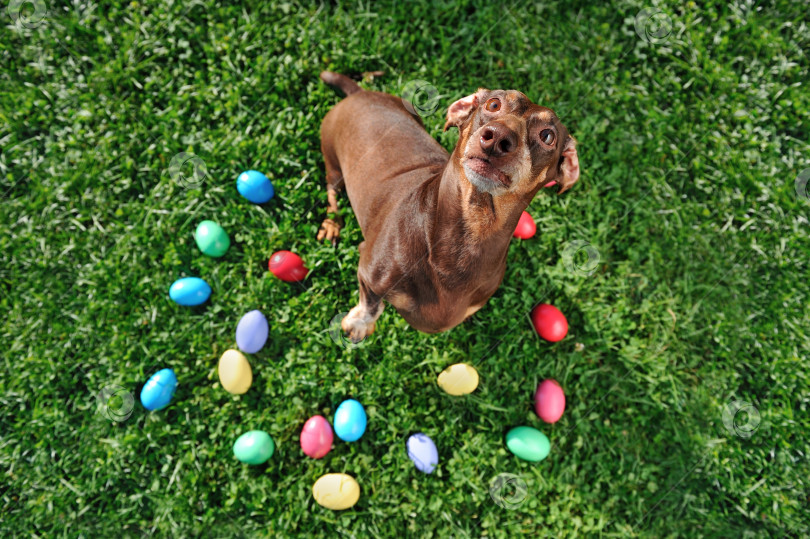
xmin=534 ymin=379 xmax=566 ymax=423
xmin=300 ymin=415 xmax=334 ymax=459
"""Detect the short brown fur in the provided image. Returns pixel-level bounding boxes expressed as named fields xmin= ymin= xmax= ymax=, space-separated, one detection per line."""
xmin=317 ymin=72 xmax=580 ymax=341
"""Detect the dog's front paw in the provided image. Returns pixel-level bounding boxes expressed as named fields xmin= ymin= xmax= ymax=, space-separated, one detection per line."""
xmin=316 ymin=218 xmax=341 ymax=244
xmin=341 ymin=306 xmax=376 ymax=343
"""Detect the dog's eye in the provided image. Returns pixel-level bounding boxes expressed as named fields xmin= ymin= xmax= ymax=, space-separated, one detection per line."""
xmin=540 ymin=129 xmax=555 ymax=145
xmin=485 ymin=98 xmax=501 ymax=112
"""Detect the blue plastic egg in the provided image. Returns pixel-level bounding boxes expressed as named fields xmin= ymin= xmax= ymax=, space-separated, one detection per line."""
xmin=169 ymin=277 xmax=211 ymax=306
xmin=236 ymin=310 xmax=269 ymax=354
xmin=333 ymin=399 xmax=367 ymax=442
xmin=140 ymin=368 xmax=177 ymax=411
xmin=236 ymin=170 xmax=274 ymax=204
xmin=406 ymin=433 xmax=439 ymax=473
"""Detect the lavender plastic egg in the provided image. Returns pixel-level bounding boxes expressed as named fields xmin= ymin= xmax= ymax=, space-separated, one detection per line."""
xmin=236 ymin=310 xmax=269 ymax=354
xmin=406 ymin=433 xmax=439 ymax=473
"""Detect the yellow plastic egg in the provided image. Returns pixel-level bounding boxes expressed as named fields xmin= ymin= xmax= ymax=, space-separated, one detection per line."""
xmin=312 ymin=473 xmax=360 ymax=510
xmin=218 ymin=349 xmax=252 ymax=394
xmin=437 ymin=363 xmax=479 ymax=395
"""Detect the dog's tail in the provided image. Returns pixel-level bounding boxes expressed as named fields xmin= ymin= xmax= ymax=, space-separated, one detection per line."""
xmin=320 ymin=71 xmax=363 ymax=96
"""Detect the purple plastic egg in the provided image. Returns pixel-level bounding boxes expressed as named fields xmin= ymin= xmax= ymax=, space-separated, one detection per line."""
xmin=236 ymin=310 xmax=269 ymax=354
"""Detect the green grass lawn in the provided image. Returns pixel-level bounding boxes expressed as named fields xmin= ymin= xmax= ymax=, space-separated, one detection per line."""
xmin=2 ymin=0 xmax=809 ymax=536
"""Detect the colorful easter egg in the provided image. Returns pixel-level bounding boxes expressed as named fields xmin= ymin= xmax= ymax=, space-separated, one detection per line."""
xmin=140 ymin=368 xmax=177 ymax=411
xmin=437 ymin=363 xmax=479 ymax=396
xmin=194 ymin=220 xmax=230 ymax=257
xmin=312 ymin=473 xmax=360 ymax=510
xmin=506 ymin=426 xmax=550 ymax=462
xmin=545 ymin=180 xmax=557 ymax=188
xmin=236 ymin=310 xmax=269 ymax=354
xmin=233 ymin=430 xmax=274 ymax=464
xmin=236 ymin=170 xmax=274 ymax=204
xmin=513 ymin=211 xmax=536 ymax=239
xmin=300 ymin=415 xmax=334 ymax=459
xmin=530 ymin=303 xmax=568 ymax=342
xmin=333 ymin=399 xmax=367 ymax=442
xmin=534 ymin=379 xmax=566 ymax=423
xmin=268 ymin=250 xmax=308 ymax=282
xmin=218 ymin=349 xmax=252 ymax=394
xmin=406 ymin=433 xmax=439 ymax=474
xmin=169 ymin=277 xmax=211 ymax=306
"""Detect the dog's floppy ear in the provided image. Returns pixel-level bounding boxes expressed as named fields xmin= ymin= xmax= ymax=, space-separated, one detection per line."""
xmin=443 ymin=92 xmax=481 ymax=131
xmin=556 ymin=136 xmax=580 ymax=194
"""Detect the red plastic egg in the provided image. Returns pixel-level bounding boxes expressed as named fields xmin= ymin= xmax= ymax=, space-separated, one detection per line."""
xmin=534 ymin=379 xmax=566 ymax=423
xmin=513 ymin=211 xmax=536 ymax=239
xmin=544 ymin=180 xmax=557 ymax=188
xmin=530 ymin=303 xmax=568 ymax=342
xmin=268 ymin=250 xmax=308 ymax=282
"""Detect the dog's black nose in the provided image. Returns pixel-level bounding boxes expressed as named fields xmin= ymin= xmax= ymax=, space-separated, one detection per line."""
xmin=480 ymin=123 xmax=517 ymax=157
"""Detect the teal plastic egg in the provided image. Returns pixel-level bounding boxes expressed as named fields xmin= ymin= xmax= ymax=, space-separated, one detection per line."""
xmin=233 ymin=430 xmax=275 ymax=465
xmin=505 ymin=426 xmax=550 ymax=462
xmin=194 ymin=220 xmax=230 ymax=257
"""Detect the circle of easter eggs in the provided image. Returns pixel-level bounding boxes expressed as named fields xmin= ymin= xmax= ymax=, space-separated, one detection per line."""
xmin=333 ymin=399 xmax=367 ymax=442
xmin=406 ymin=433 xmax=439 ymax=474
xmin=534 ymin=379 xmax=566 ymax=423
xmin=233 ymin=430 xmax=274 ymax=465
xmin=513 ymin=211 xmax=536 ymax=239
xmin=300 ymin=415 xmax=334 ymax=459
xmin=169 ymin=277 xmax=211 ymax=306
xmin=268 ymin=250 xmax=308 ymax=282
xmin=506 ymin=426 xmax=550 ymax=462
xmin=140 ymin=368 xmax=177 ymax=411
xmin=218 ymin=349 xmax=252 ymax=394
xmin=312 ymin=473 xmax=360 ymax=511
xmin=236 ymin=170 xmax=274 ymax=204
xmin=437 ymin=363 xmax=479 ymax=396
xmin=530 ymin=303 xmax=568 ymax=342
xmin=194 ymin=220 xmax=230 ymax=257
xmin=236 ymin=310 xmax=269 ymax=354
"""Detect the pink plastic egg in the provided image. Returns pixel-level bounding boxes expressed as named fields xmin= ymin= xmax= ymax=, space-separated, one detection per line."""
xmin=513 ymin=211 xmax=536 ymax=240
xmin=534 ymin=379 xmax=566 ymax=423
xmin=300 ymin=415 xmax=334 ymax=459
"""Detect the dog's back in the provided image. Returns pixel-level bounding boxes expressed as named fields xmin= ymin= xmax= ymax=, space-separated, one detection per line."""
xmin=319 ymin=75 xmax=447 ymax=238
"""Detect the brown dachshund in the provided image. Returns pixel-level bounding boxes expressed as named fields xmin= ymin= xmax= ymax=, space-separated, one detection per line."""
xmin=317 ymin=71 xmax=580 ymax=342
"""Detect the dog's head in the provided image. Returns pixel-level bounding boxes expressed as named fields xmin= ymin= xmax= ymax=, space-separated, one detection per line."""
xmin=444 ymin=89 xmax=579 ymax=197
